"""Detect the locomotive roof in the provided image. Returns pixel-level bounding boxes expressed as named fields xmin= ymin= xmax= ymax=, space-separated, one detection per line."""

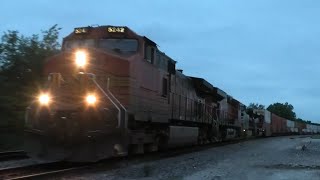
xmin=64 ymin=25 xmax=143 ymax=40
xmin=189 ymin=77 xmax=214 ymax=91
xmin=227 ymin=95 xmax=240 ymax=105
xmin=189 ymin=76 xmax=227 ymax=100
xmin=143 ymin=36 xmax=157 ymax=46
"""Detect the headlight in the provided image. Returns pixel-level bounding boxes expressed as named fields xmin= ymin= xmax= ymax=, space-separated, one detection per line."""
xmin=38 ymin=93 xmax=51 ymax=105
xmin=243 ymin=129 xmax=246 ymax=132
xmin=86 ymin=94 xmax=97 ymax=105
xmin=75 ymin=50 xmax=87 ymax=68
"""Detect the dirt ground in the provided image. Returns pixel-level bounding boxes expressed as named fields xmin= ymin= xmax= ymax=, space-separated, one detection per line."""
xmin=59 ymin=136 xmax=320 ymax=180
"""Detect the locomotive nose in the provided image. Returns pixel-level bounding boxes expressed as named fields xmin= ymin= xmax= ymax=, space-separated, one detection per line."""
xmin=44 ymin=48 xmax=130 ymax=77
xmin=26 ymin=45 xmax=130 ymax=161
xmin=24 ymin=105 xmax=119 ymax=161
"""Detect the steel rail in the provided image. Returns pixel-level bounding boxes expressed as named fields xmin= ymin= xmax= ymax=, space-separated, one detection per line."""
xmin=0 ymin=161 xmax=90 ymax=180
xmin=0 ymin=151 xmax=28 ymax=162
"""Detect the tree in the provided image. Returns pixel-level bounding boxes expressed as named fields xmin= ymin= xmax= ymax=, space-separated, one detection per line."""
xmin=247 ymin=103 xmax=265 ymax=110
xmin=296 ymin=118 xmax=306 ymax=123
xmin=0 ymin=25 xmax=61 ymax=128
xmin=267 ymin=102 xmax=296 ymax=120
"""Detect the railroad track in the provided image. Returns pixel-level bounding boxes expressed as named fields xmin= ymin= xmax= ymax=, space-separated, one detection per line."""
xmin=0 ymin=161 xmax=91 ymax=180
xmin=0 ymin=151 xmax=28 ymax=162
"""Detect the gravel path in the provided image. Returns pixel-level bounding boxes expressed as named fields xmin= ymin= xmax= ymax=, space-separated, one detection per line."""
xmin=50 ymin=136 xmax=320 ymax=180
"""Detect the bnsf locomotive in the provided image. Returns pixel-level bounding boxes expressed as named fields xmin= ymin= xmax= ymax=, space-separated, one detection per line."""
xmin=24 ymin=25 xmax=320 ymax=162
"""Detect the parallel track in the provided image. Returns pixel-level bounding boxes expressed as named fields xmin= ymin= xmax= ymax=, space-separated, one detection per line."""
xmin=0 ymin=151 xmax=28 ymax=162
xmin=0 ymin=161 xmax=90 ymax=180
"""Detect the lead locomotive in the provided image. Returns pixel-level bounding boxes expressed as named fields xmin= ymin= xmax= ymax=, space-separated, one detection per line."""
xmin=24 ymin=25 xmax=254 ymax=162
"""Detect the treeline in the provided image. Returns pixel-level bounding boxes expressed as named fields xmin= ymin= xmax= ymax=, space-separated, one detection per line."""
xmin=0 ymin=25 xmax=61 ymax=128
xmin=247 ymin=102 xmax=318 ymax=125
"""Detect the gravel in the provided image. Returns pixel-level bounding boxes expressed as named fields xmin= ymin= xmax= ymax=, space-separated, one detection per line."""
xmin=44 ymin=136 xmax=320 ymax=179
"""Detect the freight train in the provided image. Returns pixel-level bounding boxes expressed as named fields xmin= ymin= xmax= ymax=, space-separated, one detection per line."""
xmin=245 ymin=109 xmax=320 ymax=136
xmin=24 ymin=25 xmax=320 ymax=162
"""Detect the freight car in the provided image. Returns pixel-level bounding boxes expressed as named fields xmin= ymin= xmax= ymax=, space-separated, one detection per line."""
xmin=24 ymin=25 xmax=243 ymax=162
xmin=247 ymin=109 xmax=320 ymax=136
xmin=252 ymin=109 xmax=271 ymax=136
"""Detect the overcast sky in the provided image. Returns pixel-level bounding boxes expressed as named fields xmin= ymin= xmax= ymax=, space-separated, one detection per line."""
xmin=1 ymin=0 xmax=320 ymax=122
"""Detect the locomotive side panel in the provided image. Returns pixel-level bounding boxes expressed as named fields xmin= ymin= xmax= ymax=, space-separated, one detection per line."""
xmin=128 ymin=40 xmax=171 ymax=124
xmin=170 ymin=72 xmax=201 ymax=122
xmin=131 ymin=62 xmax=169 ymax=123
xmin=219 ymin=97 xmax=241 ymax=127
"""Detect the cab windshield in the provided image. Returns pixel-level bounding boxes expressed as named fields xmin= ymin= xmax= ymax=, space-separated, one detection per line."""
xmin=64 ymin=38 xmax=138 ymax=55
xmin=64 ymin=39 xmax=95 ymax=50
xmin=98 ymin=39 xmax=138 ymax=54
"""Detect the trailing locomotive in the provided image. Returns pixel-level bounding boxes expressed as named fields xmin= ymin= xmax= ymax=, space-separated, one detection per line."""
xmin=24 ymin=25 xmax=320 ymax=162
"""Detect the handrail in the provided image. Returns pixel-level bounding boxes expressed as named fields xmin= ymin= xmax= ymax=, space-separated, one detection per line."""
xmin=105 ymin=77 xmax=128 ymax=128
xmin=88 ymin=73 xmax=127 ymax=129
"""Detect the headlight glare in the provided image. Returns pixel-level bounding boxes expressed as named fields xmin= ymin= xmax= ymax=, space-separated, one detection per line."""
xmin=38 ymin=93 xmax=51 ymax=105
xmin=86 ymin=94 xmax=97 ymax=105
xmin=75 ymin=50 xmax=87 ymax=68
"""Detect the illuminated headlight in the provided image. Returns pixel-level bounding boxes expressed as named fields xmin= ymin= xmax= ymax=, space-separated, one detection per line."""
xmin=75 ymin=50 xmax=87 ymax=68
xmin=38 ymin=93 xmax=51 ymax=105
xmin=86 ymin=94 xmax=97 ymax=105
xmin=243 ymin=129 xmax=246 ymax=132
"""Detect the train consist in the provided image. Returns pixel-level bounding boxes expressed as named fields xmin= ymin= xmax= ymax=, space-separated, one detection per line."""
xmin=245 ymin=109 xmax=320 ymax=137
xmin=24 ymin=25 xmax=320 ymax=162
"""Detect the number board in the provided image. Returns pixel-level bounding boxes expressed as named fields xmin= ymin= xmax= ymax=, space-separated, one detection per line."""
xmin=107 ymin=26 xmax=125 ymax=33
xmin=74 ymin=27 xmax=89 ymax=34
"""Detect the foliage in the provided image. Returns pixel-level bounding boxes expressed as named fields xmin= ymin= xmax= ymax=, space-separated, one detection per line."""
xmin=0 ymin=25 xmax=61 ymax=128
xmin=267 ymin=102 xmax=296 ymax=120
xmin=296 ymin=118 xmax=308 ymax=124
xmin=247 ymin=103 xmax=265 ymax=110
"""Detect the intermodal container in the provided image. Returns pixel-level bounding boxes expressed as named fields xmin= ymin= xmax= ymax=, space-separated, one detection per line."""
xmin=271 ymin=113 xmax=287 ymax=135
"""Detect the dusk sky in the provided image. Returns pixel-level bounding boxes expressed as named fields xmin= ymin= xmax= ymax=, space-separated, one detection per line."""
xmin=1 ymin=0 xmax=320 ymax=122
